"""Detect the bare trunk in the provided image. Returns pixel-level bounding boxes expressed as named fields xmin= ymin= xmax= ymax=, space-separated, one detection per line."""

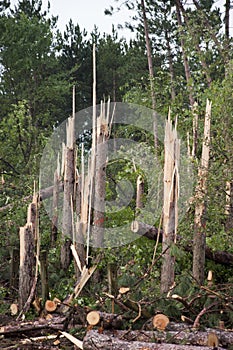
xmin=93 ymin=126 xmax=107 ymax=248
xmin=18 ymin=225 xmax=35 ymax=310
xmin=193 ymin=100 xmax=211 ymax=285
xmin=161 ymin=116 xmax=180 ymax=294
xmin=61 ymin=116 xmax=75 ymax=270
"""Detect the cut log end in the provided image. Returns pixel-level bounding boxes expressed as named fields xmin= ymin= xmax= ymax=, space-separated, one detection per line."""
xmin=45 ymin=300 xmax=57 ymax=313
xmin=207 ymin=332 xmax=218 ymax=347
xmin=86 ymin=311 xmax=100 ymax=326
xmin=153 ymin=314 xmax=170 ymax=331
xmin=10 ymin=303 xmax=18 ymax=316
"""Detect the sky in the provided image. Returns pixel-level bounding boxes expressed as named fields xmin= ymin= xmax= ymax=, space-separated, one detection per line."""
xmin=9 ymin=0 xmax=232 ymax=39
xmin=47 ymin=0 xmax=137 ymax=40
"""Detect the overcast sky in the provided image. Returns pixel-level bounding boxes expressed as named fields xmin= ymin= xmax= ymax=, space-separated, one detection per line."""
xmin=48 ymin=0 xmax=137 ymax=40
xmin=9 ymin=0 xmax=232 ymax=39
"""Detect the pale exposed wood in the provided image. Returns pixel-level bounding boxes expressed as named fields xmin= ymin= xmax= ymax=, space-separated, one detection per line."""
xmin=45 ymin=300 xmax=57 ymax=313
xmin=61 ymin=113 xmax=75 ymax=270
xmin=193 ymin=100 xmax=211 ymax=285
xmin=32 ymin=297 xmax=42 ymax=313
xmin=131 ymin=220 xmax=162 ymax=240
xmin=86 ymin=311 xmax=124 ymax=329
xmin=86 ymin=311 xmax=100 ymax=326
xmin=136 ymin=175 xmax=144 ymax=210
xmin=153 ymin=314 xmax=170 ymax=330
xmin=92 ymin=101 xmax=109 ymax=248
xmin=10 ymin=303 xmax=18 ymax=316
xmin=60 ymin=331 xmax=83 ymax=349
xmin=161 ymin=114 xmax=180 ymax=293
xmin=119 ymin=287 xmax=130 ymax=295
xmin=207 ymin=332 xmax=218 ymax=347
xmin=74 ymin=264 xmax=97 ymax=299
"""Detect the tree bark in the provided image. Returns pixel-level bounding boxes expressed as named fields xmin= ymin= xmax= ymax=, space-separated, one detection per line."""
xmin=10 ymin=248 xmax=19 ymax=289
xmin=18 ymin=225 xmax=35 ymax=311
xmin=51 ymin=168 xmax=59 ymax=246
xmin=83 ymin=330 xmax=226 ymax=350
xmin=61 ymin=146 xmax=75 ymax=270
xmin=193 ymin=100 xmax=211 ymax=285
xmin=40 ymin=250 xmax=49 ymax=303
xmin=93 ymin=119 xmax=108 ymax=248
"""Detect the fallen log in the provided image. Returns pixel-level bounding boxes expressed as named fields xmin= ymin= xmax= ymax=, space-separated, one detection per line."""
xmin=86 ymin=311 xmax=125 ymax=329
xmin=0 ymin=317 xmax=66 ymax=337
xmin=103 ymin=329 xmax=233 ymax=347
xmin=131 ymin=220 xmax=233 ymax=266
xmin=82 ymin=330 xmax=226 ymax=350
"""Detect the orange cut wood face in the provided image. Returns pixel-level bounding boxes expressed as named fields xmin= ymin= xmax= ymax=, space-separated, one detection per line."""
xmin=152 ymin=314 xmax=169 ymax=330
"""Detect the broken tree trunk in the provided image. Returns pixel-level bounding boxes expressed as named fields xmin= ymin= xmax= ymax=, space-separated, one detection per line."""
xmin=83 ymin=330 xmax=225 ymax=350
xmin=18 ymin=225 xmax=35 ymax=311
xmin=193 ymin=100 xmax=211 ymax=285
xmin=93 ymin=102 xmax=109 ymax=248
xmin=161 ymin=114 xmax=180 ymax=294
xmin=61 ymin=115 xmax=75 ymax=270
xmin=131 ymin=220 xmax=162 ymax=240
xmin=136 ymin=175 xmax=144 ymax=210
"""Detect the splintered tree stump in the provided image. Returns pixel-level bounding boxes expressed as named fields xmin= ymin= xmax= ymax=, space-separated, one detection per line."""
xmin=86 ymin=311 xmax=124 ymax=329
xmin=83 ymin=330 xmax=226 ymax=350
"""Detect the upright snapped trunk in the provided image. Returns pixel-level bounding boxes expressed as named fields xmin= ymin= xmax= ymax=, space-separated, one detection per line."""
xmin=161 ymin=115 xmax=180 ymax=294
xmin=61 ymin=116 xmax=75 ymax=270
xmin=192 ymin=100 xmax=211 ymax=285
xmin=93 ymin=111 xmax=109 ymax=248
